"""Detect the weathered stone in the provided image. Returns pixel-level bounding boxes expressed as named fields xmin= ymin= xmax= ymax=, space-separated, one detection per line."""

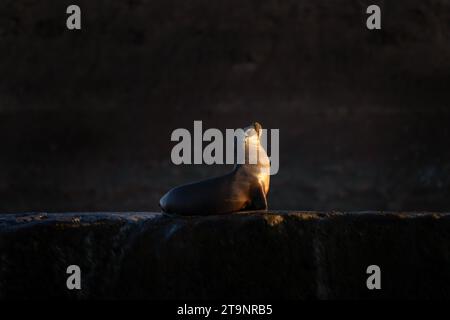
xmin=1 ymin=211 xmax=450 ymax=299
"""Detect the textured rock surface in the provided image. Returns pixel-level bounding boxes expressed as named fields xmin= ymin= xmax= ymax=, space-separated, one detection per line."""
xmin=1 ymin=211 xmax=450 ymax=299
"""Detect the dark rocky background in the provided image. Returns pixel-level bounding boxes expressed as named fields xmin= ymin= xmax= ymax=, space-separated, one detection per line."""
xmin=0 ymin=0 xmax=449 ymax=213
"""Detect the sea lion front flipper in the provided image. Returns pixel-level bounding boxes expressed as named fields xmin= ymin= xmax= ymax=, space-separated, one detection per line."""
xmin=250 ymin=184 xmax=268 ymax=211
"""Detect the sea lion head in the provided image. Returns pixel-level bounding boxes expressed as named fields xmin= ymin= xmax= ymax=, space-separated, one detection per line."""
xmin=243 ymin=122 xmax=263 ymax=142
xmin=241 ymin=122 xmax=270 ymax=168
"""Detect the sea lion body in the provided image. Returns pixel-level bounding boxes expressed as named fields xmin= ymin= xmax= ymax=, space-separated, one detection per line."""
xmin=159 ymin=122 xmax=270 ymax=215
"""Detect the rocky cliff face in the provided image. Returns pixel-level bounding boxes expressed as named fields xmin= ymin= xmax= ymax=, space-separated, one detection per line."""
xmin=1 ymin=211 xmax=449 ymax=299
xmin=1 ymin=0 xmax=450 ymax=213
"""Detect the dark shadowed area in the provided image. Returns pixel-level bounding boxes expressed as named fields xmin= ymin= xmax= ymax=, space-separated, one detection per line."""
xmin=0 ymin=0 xmax=449 ymax=212
xmin=2 ymin=212 xmax=450 ymax=299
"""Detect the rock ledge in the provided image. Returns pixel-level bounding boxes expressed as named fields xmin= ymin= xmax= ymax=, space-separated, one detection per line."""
xmin=1 ymin=211 xmax=449 ymax=299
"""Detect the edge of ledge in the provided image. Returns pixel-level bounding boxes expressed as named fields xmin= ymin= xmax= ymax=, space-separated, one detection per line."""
xmin=1 ymin=210 xmax=449 ymax=231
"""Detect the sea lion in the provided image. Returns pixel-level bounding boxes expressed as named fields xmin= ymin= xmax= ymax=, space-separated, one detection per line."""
xmin=159 ymin=122 xmax=270 ymax=215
